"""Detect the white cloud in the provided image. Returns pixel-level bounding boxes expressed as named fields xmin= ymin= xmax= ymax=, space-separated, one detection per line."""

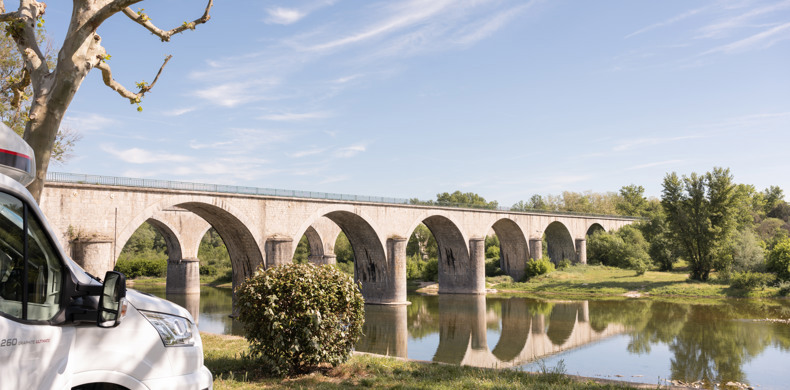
xmin=303 ymin=0 xmax=456 ymax=52
xmin=162 ymin=107 xmax=198 ymax=117
xmin=194 ymin=79 xmax=280 ymax=107
xmin=61 ymin=113 xmax=117 ymax=132
xmin=258 ymin=111 xmax=332 ymax=121
xmin=332 ymin=74 xmax=363 ymax=84
xmin=266 ymin=7 xmax=305 ymax=25
xmin=697 ymin=1 xmax=790 ymax=39
xmin=702 ymin=22 xmax=790 ymax=55
xmin=626 ymin=160 xmax=684 ymax=170
xmin=101 ymin=145 xmax=193 ymax=164
xmin=453 ymin=3 xmax=536 ymax=46
xmin=625 ymin=7 xmax=707 ymax=39
xmin=188 ymin=140 xmax=234 ymax=150
xmin=289 ymin=148 xmax=327 ymax=158
xmin=334 ymin=144 xmax=366 ymax=158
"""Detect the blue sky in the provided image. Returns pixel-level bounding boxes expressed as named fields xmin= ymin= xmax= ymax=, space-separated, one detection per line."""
xmin=42 ymin=0 xmax=790 ymax=206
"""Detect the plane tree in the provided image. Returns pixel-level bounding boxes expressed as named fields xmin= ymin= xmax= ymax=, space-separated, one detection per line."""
xmin=0 ymin=0 xmax=213 ymax=201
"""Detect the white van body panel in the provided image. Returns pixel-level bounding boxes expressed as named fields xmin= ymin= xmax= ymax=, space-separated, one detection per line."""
xmin=0 ymin=320 xmax=75 ymax=389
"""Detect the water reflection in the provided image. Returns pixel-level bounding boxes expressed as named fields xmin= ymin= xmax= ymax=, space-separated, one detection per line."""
xmin=133 ymin=284 xmax=790 ymax=389
xmin=134 ymin=285 xmax=245 ymax=336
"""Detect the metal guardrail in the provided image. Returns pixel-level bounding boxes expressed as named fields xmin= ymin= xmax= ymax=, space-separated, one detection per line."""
xmin=46 ymin=172 xmax=638 ymax=219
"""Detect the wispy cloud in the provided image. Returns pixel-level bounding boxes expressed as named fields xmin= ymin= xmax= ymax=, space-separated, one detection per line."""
xmin=265 ymin=7 xmax=306 ymax=25
xmin=696 ymin=0 xmax=790 ymax=39
xmin=101 ymin=145 xmax=193 ymax=164
xmin=453 ymin=2 xmax=534 ymax=46
xmin=265 ymin=1 xmax=337 ymax=25
xmin=625 ymin=7 xmax=708 ymax=39
xmin=626 ymin=160 xmax=684 ymax=170
xmin=289 ymin=148 xmax=327 ymax=158
xmin=614 ymin=135 xmax=704 ymax=152
xmin=334 ymin=144 xmax=366 ymax=158
xmin=194 ymin=79 xmax=280 ymax=107
xmin=188 ymin=140 xmax=233 ymax=150
xmin=162 ymin=107 xmax=198 ymax=117
xmin=701 ymin=22 xmax=790 ymax=55
xmin=61 ymin=113 xmax=117 ymax=132
xmin=302 ymin=0 xmax=456 ymax=52
xmin=258 ymin=111 xmax=332 ymax=121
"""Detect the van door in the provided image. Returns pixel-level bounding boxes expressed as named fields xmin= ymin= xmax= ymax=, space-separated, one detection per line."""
xmin=0 ymin=191 xmax=73 ymax=389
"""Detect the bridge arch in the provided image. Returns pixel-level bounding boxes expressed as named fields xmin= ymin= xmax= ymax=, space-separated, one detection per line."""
xmin=144 ymin=217 xmax=184 ymax=263
xmin=294 ymin=205 xmax=395 ymax=304
xmin=303 ymin=225 xmax=325 ymax=260
xmin=118 ymin=195 xmax=264 ymax=290
xmin=543 ymin=221 xmax=576 ymax=265
xmin=407 ymin=212 xmax=479 ymax=294
xmin=586 ymin=222 xmax=605 ymax=236
xmin=486 ymin=218 xmax=529 ymax=281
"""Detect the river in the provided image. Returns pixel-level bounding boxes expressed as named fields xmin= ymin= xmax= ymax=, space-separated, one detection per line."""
xmin=134 ymin=285 xmax=790 ymax=389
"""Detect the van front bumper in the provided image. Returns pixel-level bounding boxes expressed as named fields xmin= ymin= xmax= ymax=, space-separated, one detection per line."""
xmin=142 ymin=365 xmax=213 ymax=390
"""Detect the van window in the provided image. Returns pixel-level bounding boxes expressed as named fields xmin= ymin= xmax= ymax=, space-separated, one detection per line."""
xmin=0 ymin=192 xmax=62 ymax=321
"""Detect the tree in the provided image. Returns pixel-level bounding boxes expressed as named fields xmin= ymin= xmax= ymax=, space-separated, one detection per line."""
xmin=661 ymin=167 xmax=738 ymax=281
xmin=617 ymin=184 xmax=648 ymax=217
xmin=406 ymin=223 xmax=437 ymax=260
xmin=767 ymin=238 xmax=790 ymax=282
xmin=0 ymin=17 xmax=81 ymax=163
xmin=0 ymin=1 xmax=213 ymax=201
xmin=762 ymin=186 xmax=784 ymax=216
xmin=435 ymin=190 xmax=498 ymax=209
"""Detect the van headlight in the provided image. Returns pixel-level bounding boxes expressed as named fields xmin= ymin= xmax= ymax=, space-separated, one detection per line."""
xmin=140 ymin=311 xmax=195 ymax=347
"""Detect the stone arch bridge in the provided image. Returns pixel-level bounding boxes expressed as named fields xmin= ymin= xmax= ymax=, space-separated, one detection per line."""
xmin=39 ymin=174 xmax=636 ymax=305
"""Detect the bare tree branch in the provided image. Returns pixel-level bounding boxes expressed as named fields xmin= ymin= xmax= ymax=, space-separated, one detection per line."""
xmin=122 ymin=0 xmax=213 ymax=42
xmin=95 ymin=54 xmax=172 ymax=103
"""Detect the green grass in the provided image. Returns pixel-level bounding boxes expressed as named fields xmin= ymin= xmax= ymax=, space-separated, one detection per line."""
xmin=201 ymin=333 xmax=640 ymax=390
xmin=127 ymin=274 xmax=233 ymax=288
xmin=495 ymin=264 xmax=782 ymax=298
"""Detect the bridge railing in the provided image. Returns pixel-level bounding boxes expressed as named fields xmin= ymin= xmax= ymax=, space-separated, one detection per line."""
xmin=46 ymin=172 xmax=638 ymax=219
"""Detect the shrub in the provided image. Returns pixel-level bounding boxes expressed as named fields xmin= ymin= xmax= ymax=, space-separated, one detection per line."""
xmin=728 ymin=271 xmax=775 ymax=290
xmin=767 ymin=239 xmax=790 ymax=282
xmin=422 ymin=257 xmax=438 ymax=281
xmin=335 ymin=260 xmax=354 ymax=276
xmin=113 ymin=255 xmax=167 ymax=278
xmin=525 ymin=257 xmax=555 ymax=279
xmin=485 ymin=256 xmax=504 ymax=277
xmin=587 ymin=227 xmax=652 ymax=272
xmin=406 ymin=255 xmax=439 ymax=281
xmin=557 ymin=259 xmax=571 ymax=270
xmin=199 ymin=264 xmax=217 ymax=276
xmin=237 ymin=263 xmax=364 ymax=375
xmin=778 ymin=281 xmax=790 ymax=297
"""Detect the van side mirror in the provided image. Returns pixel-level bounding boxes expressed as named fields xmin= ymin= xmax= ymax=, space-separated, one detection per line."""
xmin=98 ymin=271 xmax=127 ymax=328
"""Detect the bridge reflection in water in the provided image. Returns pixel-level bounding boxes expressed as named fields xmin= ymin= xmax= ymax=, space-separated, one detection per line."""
xmin=356 ymin=295 xmax=626 ymax=368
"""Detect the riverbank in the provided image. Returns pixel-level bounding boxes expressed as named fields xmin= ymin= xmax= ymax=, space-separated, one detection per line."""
xmin=486 ymin=265 xmax=783 ymax=299
xmin=201 ymin=333 xmax=661 ymax=390
xmin=128 ymin=264 xmax=785 ymax=299
xmin=127 ymin=275 xmax=232 ymax=289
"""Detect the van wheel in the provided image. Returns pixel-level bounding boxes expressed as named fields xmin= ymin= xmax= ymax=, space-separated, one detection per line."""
xmin=72 ymin=384 xmax=129 ymax=390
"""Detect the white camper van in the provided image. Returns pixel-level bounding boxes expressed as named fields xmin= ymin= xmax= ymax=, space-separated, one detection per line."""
xmin=0 ymin=124 xmax=213 ymax=390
